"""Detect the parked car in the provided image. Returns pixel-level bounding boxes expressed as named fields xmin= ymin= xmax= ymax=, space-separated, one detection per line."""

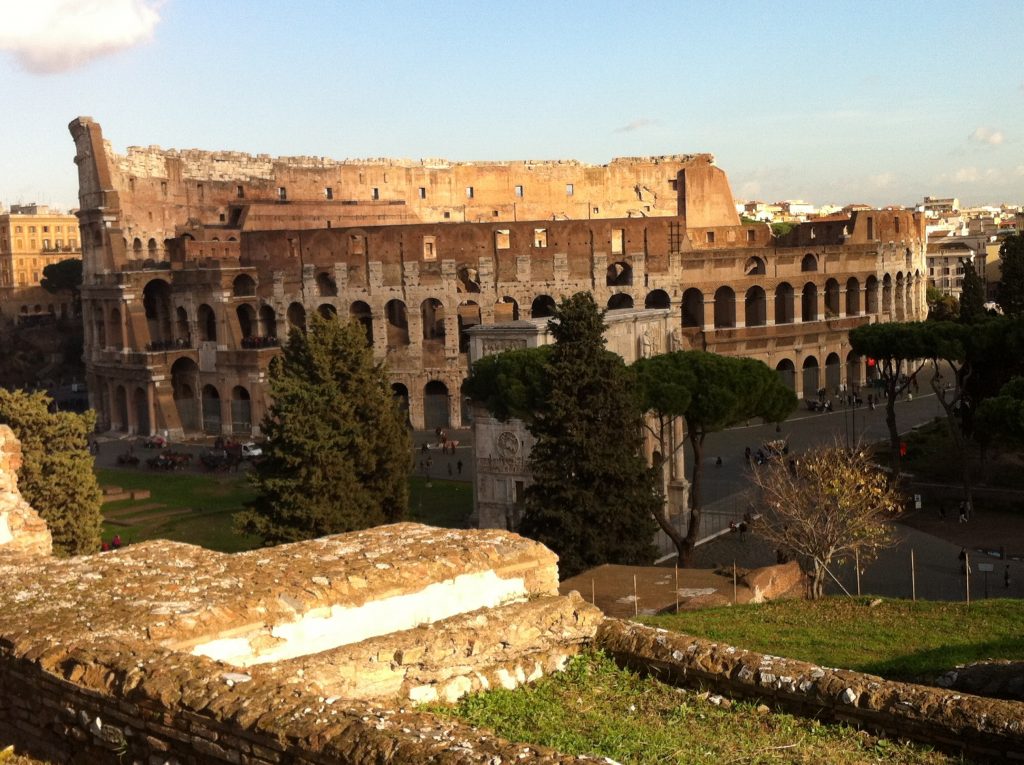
xmin=241 ymin=442 xmax=263 ymax=459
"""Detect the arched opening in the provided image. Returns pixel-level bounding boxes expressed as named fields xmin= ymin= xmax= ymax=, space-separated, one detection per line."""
xmin=458 ymin=301 xmax=481 ymax=353
xmin=713 ymin=286 xmax=735 ymax=328
xmin=606 ymin=261 xmax=632 ymax=286
xmin=775 ymin=359 xmax=796 ymax=392
xmin=132 ymin=238 xmax=143 ymax=256
xmin=109 ymin=307 xmax=124 ymax=350
xmin=423 ymin=380 xmax=450 ymax=430
xmin=232 ymin=274 xmax=256 ymax=297
xmin=197 ymin=304 xmax=217 ymax=342
xmin=846 ymin=277 xmax=861 ymax=316
xmin=202 ymin=384 xmax=221 ymax=435
xmin=171 ymin=357 xmax=200 ymax=433
xmin=608 ymin=293 xmax=634 ymax=310
xmin=134 ymin=387 xmax=150 ymax=435
xmin=385 ymin=299 xmax=410 ymax=346
xmin=801 ymin=253 xmax=818 ymax=272
xmin=231 ymin=386 xmax=252 ymax=434
xmin=801 ymin=283 xmax=818 ymax=322
xmin=142 ymin=279 xmax=173 ymax=345
xmin=802 ymin=356 xmax=820 ymax=399
xmin=682 ymin=288 xmax=704 ymax=328
xmin=391 ymin=383 xmax=410 ymax=425
xmin=259 ymin=305 xmax=277 ymax=338
xmin=531 ymin=294 xmax=557 ymax=319
xmin=645 ymin=289 xmax=670 ymax=309
xmin=350 ymin=301 xmax=373 ymax=346
xmin=846 ymin=351 xmax=862 ymax=389
xmin=94 ymin=310 xmax=107 ymax=347
xmin=114 ymin=385 xmax=129 ymax=432
xmin=175 ymin=306 xmax=191 ymax=346
xmin=744 ymin=286 xmax=766 ymax=327
xmin=824 ymin=278 xmax=841 ymax=318
xmin=317 ymin=303 xmax=338 ymax=320
xmin=882 ymin=274 xmax=893 ymax=314
xmin=774 ymin=282 xmax=794 ymax=324
xmin=744 ymin=256 xmax=766 ymax=275
xmin=287 ymin=302 xmax=306 ymax=333
xmin=316 ymin=271 xmax=338 ymax=297
xmin=148 ymin=238 xmax=158 ymax=257
xmin=237 ymin=304 xmax=257 ymax=340
xmin=494 ymin=296 xmax=519 ymax=322
xmin=866 ymin=275 xmax=880 ymax=314
xmin=421 ymin=298 xmax=445 ymax=343
xmin=825 ymin=352 xmax=842 ymax=393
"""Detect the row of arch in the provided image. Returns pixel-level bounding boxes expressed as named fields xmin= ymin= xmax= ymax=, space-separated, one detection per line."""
xmin=773 ymin=350 xmax=874 ymax=399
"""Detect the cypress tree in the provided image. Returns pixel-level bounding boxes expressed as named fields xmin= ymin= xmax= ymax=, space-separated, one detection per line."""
xmin=518 ymin=293 xmax=659 ymax=577
xmin=958 ymin=258 xmax=986 ymax=324
xmin=237 ymin=314 xmax=410 ymax=544
xmin=0 ymin=389 xmax=103 ymax=556
xmin=997 ymin=234 xmax=1024 ymax=317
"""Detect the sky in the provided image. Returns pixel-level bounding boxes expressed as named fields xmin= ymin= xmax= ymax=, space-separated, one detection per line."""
xmin=0 ymin=0 xmax=1022 ymax=212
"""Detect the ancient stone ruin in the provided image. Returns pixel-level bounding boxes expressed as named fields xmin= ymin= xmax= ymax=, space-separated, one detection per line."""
xmin=0 ymin=424 xmax=51 ymax=558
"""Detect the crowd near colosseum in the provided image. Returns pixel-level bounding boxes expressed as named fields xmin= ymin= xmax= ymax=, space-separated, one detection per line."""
xmin=69 ymin=117 xmax=927 ymax=438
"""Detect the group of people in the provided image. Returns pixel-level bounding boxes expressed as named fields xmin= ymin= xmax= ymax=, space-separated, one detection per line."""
xmin=100 ymin=534 xmax=123 ymax=552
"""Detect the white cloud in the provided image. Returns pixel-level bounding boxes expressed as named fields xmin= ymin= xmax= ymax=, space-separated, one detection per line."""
xmin=869 ymin=172 xmax=895 ymax=188
xmin=614 ymin=118 xmax=659 ymax=134
xmin=0 ymin=0 xmax=161 ymax=74
xmin=968 ymin=126 xmax=1004 ymax=146
xmin=954 ymin=167 xmax=980 ymax=183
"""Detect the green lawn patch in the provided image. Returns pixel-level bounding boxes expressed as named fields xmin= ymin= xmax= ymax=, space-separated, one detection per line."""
xmin=436 ymin=652 xmax=956 ymax=764
xmin=643 ymin=597 xmax=1024 ymax=682
xmin=408 ymin=476 xmax=473 ymax=528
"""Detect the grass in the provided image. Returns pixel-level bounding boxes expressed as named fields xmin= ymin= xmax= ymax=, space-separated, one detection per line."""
xmin=437 ymin=651 xmax=958 ymax=764
xmin=96 ymin=468 xmax=475 ymax=552
xmin=643 ymin=597 xmax=1024 ymax=682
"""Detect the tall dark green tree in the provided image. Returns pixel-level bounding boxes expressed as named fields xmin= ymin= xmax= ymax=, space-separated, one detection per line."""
xmin=633 ymin=351 xmax=796 ymax=566
xmin=41 ymin=258 xmax=83 ymax=314
xmin=997 ymin=234 xmax=1024 ymax=317
xmin=465 ymin=293 xmax=659 ymax=578
xmin=236 ymin=314 xmax=410 ymax=544
xmin=0 ymin=389 xmax=102 ymax=555
xmin=958 ymin=258 xmax=987 ymax=324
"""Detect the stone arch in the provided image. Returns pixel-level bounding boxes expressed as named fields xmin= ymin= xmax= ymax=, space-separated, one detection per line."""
xmin=713 ymin=286 xmax=735 ymax=328
xmin=392 ymin=383 xmax=410 ymax=424
xmin=608 ymin=293 xmax=634 ymax=310
xmin=233 ymin=274 xmax=256 ymax=297
xmin=775 ymin=282 xmax=794 ymax=324
xmin=824 ymin=278 xmax=841 ymax=317
xmin=423 ymin=380 xmax=450 ymax=430
xmin=606 ymin=261 xmax=632 ymax=287
xmin=109 ymin=307 xmax=124 ymax=350
xmin=682 ymin=288 xmax=704 ymax=328
xmin=197 ymin=303 xmax=217 ymax=342
xmin=458 ymin=301 xmax=481 ymax=353
xmin=846 ymin=277 xmax=861 ymax=316
xmin=531 ymin=294 xmax=556 ymax=319
xmin=385 ymin=299 xmax=410 ymax=346
xmin=846 ymin=350 xmax=862 ymax=389
xmin=171 ymin=357 xmax=200 ymax=432
xmin=775 ymin=358 xmax=796 ymax=393
xmin=287 ymin=302 xmax=306 ymax=333
xmin=801 ymin=282 xmax=818 ymax=322
xmin=148 ymin=238 xmax=158 ymax=256
xmin=422 ymin=298 xmax=445 ymax=342
xmin=142 ymin=278 xmax=173 ymax=345
xmin=318 ymin=303 xmax=338 ymax=319
xmin=644 ymin=289 xmax=670 ymax=309
xmin=134 ymin=387 xmax=150 ymax=435
xmin=744 ymin=256 xmax=766 ymax=275
xmin=744 ymin=286 xmax=766 ymax=327
xmin=231 ymin=386 xmax=252 ymax=434
xmin=132 ymin=237 xmax=143 ymax=255
xmin=882 ymin=274 xmax=893 ymax=314
xmin=495 ymin=296 xmax=519 ymax=322
xmin=113 ymin=385 xmax=129 ymax=432
xmin=350 ymin=301 xmax=373 ymax=346
xmin=259 ymin=305 xmax=277 ymax=337
xmin=316 ymin=271 xmax=337 ymax=297
xmin=865 ymin=275 xmax=879 ymax=314
xmin=801 ymin=253 xmax=818 ymax=272
xmin=802 ymin=356 xmax=820 ymax=398
xmin=825 ymin=352 xmax=842 ymax=393
xmin=201 ymin=384 xmax=222 ymax=435
xmin=237 ymin=303 xmax=257 ymax=339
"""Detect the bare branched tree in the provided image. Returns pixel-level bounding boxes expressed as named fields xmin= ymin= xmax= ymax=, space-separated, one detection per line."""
xmin=750 ymin=444 xmax=904 ymax=599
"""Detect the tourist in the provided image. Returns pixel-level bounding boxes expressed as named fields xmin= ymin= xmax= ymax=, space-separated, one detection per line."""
xmin=958 ymin=547 xmax=967 ymax=573
xmin=112 ymin=534 xmax=122 ymax=549
xmin=457 ymin=460 xmax=463 ymax=475
xmin=958 ymin=501 xmax=968 ymax=524
xmin=1005 ymin=565 xmax=1012 ymax=589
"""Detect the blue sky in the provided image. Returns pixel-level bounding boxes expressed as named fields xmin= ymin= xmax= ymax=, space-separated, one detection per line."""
xmin=1 ymin=0 xmax=1022 ymax=211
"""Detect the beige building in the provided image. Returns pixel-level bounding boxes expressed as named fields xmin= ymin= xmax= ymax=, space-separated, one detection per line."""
xmin=0 ymin=204 xmax=81 ymax=319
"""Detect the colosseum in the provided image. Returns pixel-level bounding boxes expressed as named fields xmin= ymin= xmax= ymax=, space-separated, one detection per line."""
xmin=69 ymin=117 xmax=927 ymax=437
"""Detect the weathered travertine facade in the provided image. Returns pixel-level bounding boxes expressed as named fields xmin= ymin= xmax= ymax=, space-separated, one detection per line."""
xmin=69 ymin=117 xmax=927 ymax=438
xmin=0 ymin=424 xmax=51 ymax=557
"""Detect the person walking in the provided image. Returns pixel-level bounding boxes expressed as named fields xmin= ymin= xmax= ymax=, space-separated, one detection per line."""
xmin=1005 ymin=565 xmax=1012 ymax=590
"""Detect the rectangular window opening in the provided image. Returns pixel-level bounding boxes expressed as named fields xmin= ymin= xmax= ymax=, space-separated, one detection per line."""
xmin=418 ymin=187 xmax=426 ymax=199
xmin=277 ymin=187 xmax=287 ymax=201
xmin=466 ymin=186 xmax=475 ymax=199
xmin=566 ymin=183 xmax=574 ymax=196
xmin=422 ymin=235 xmax=437 ymax=260
xmin=371 ymin=187 xmax=380 ymax=200
xmin=534 ymin=228 xmax=548 ymax=248
xmin=495 ymin=229 xmax=510 ymax=250
xmin=706 ymin=231 xmax=716 ymax=244
xmin=747 ymin=229 xmax=756 ymax=243
xmin=611 ymin=228 xmax=624 ymax=255
xmin=236 ymin=185 xmax=245 ymax=198
xmin=514 ymin=185 xmax=523 ymax=198
xmin=325 ymin=187 xmax=334 ymax=200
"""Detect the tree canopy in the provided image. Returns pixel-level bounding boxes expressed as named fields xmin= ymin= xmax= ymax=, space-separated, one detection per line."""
xmin=0 ymin=389 xmax=102 ymax=556
xmin=40 ymin=258 xmax=83 ymax=296
xmin=632 ymin=351 xmax=797 ymax=566
xmin=997 ymin=234 xmax=1024 ymax=317
xmin=236 ymin=314 xmax=410 ymax=545
xmin=976 ymin=377 xmax=1024 ymax=447
xmin=926 ymin=286 xmax=959 ymax=322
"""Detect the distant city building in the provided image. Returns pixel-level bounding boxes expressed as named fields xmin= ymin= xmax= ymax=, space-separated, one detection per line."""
xmin=0 ymin=203 xmax=81 ymax=320
xmin=921 ymin=196 xmax=960 ymax=216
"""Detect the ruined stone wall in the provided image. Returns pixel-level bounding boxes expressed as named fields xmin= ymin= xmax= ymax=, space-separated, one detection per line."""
xmin=0 ymin=424 xmax=51 ymax=558
xmin=597 ymin=619 xmax=1024 ymax=761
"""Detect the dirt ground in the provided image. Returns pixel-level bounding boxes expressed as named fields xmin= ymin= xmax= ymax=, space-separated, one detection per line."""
xmin=900 ymin=492 xmax=1024 ymax=562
